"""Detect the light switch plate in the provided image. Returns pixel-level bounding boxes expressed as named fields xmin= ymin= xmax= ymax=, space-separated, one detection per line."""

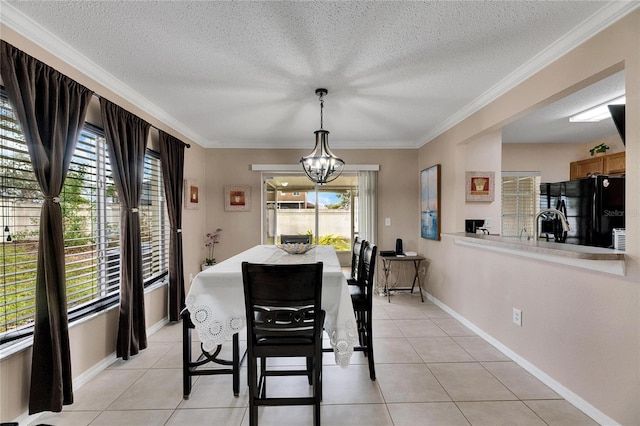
xmin=513 ymin=308 xmax=522 ymax=326
xmin=385 ymin=218 xmax=391 ymax=226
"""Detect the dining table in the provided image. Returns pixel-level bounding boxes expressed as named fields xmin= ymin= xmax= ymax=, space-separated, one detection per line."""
xmin=185 ymin=244 xmax=358 ymax=367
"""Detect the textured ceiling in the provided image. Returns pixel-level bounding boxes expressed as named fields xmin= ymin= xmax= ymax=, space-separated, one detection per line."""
xmin=1 ymin=1 xmax=636 ymax=149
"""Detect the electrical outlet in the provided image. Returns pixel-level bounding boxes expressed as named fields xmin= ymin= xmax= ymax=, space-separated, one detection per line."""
xmin=484 ymin=217 xmax=491 ymax=228
xmin=385 ymin=217 xmax=391 ymax=226
xmin=513 ymin=308 xmax=522 ymax=326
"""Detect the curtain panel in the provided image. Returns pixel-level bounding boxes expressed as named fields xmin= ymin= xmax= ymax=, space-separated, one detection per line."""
xmin=99 ymin=98 xmax=150 ymax=360
xmin=158 ymin=131 xmax=186 ymax=321
xmin=358 ymin=171 xmax=378 ymax=245
xmin=0 ymin=40 xmax=94 ymax=414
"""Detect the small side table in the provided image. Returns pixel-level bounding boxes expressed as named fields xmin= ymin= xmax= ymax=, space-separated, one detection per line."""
xmin=380 ymin=254 xmax=425 ymax=303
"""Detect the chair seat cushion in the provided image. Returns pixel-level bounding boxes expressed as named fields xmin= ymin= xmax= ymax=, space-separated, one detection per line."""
xmin=348 ymin=286 xmax=367 ymax=310
xmin=348 ymin=285 xmax=364 ymax=297
xmin=346 ymin=277 xmax=358 ymax=286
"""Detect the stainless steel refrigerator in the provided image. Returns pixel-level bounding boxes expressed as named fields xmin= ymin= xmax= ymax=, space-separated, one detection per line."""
xmin=540 ymin=176 xmax=624 ymax=248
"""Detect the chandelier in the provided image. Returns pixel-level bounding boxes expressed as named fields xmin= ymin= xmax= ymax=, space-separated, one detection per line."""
xmin=300 ymin=88 xmax=345 ymax=185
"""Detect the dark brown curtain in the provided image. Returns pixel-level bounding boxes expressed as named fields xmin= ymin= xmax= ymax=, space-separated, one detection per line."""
xmin=158 ymin=131 xmax=186 ymax=321
xmin=0 ymin=41 xmax=93 ymax=414
xmin=99 ymin=98 xmax=150 ymax=360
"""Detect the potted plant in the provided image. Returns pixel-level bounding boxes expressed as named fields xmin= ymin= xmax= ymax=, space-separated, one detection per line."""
xmin=589 ymin=143 xmax=609 ymax=157
xmin=202 ymin=228 xmax=223 ymax=270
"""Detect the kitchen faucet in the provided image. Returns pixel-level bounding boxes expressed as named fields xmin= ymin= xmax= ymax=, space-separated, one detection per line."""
xmin=534 ymin=208 xmax=570 ymax=241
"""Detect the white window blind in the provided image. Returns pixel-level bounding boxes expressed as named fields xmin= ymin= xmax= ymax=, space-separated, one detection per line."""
xmin=501 ymin=172 xmax=540 ymax=237
xmin=1 ymin=92 xmax=169 ymax=343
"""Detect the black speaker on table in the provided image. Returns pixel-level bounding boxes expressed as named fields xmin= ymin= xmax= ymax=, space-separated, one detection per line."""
xmin=395 ymin=238 xmax=403 ymax=255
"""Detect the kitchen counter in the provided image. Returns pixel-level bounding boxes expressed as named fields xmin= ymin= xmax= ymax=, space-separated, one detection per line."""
xmin=445 ymin=233 xmax=625 ymax=275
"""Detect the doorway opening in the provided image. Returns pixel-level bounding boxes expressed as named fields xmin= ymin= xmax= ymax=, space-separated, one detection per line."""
xmin=262 ymin=173 xmax=358 ymax=253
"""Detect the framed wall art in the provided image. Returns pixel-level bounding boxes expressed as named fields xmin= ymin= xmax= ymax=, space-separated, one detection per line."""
xmin=184 ymin=179 xmax=200 ymax=209
xmin=224 ymin=185 xmax=251 ymax=211
xmin=465 ymin=171 xmax=495 ymax=202
xmin=420 ymin=164 xmax=441 ymax=240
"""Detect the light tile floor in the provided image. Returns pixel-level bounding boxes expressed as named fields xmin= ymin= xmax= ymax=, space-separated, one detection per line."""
xmin=32 ymin=293 xmax=599 ymax=425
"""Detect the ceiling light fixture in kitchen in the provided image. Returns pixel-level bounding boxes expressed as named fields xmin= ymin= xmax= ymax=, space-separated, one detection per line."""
xmin=570 ymin=95 xmax=625 ymax=122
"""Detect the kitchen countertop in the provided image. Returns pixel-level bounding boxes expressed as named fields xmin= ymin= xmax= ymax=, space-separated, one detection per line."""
xmin=444 ymin=233 xmax=625 ymax=275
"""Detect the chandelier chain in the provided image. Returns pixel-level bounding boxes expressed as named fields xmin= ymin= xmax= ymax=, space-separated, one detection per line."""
xmin=319 ymin=92 xmax=324 ymax=129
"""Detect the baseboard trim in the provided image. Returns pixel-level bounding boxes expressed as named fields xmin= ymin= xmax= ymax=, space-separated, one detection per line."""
xmin=73 ymin=317 xmax=169 ymax=389
xmin=12 ymin=316 xmax=171 ymax=425
xmin=425 ymin=292 xmax=619 ymax=426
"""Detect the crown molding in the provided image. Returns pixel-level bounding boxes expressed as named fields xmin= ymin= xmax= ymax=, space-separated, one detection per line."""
xmin=3 ymin=1 xmax=637 ymax=151
xmin=0 ymin=2 xmax=208 ymax=147
xmin=418 ymin=1 xmax=640 ymax=148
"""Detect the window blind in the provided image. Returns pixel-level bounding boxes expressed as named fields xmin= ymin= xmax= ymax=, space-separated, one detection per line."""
xmin=1 ymin=92 xmax=169 ymax=343
xmin=501 ymin=172 xmax=540 ymax=238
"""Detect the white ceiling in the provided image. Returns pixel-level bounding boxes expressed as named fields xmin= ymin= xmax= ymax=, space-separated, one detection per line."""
xmin=1 ymin=1 xmax=636 ymax=149
xmin=503 ymin=70 xmax=625 ymax=144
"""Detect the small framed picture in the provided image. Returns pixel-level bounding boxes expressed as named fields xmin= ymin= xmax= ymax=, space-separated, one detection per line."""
xmin=184 ymin=179 xmax=200 ymax=209
xmin=224 ymin=185 xmax=251 ymax=211
xmin=465 ymin=171 xmax=495 ymax=202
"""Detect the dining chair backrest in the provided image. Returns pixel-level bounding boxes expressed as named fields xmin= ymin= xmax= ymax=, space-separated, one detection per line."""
xmin=358 ymin=243 xmax=377 ymax=306
xmin=349 ymin=237 xmax=368 ymax=282
xmin=280 ymin=234 xmax=312 ymax=244
xmin=241 ymin=261 xmax=325 ymax=425
xmin=349 ymin=243 xmax=377 ymax=381
xmin=242 ymin=262 xmax=324 ymax=343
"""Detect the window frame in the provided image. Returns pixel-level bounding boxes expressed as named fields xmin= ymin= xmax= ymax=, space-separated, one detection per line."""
xmin=262 ymin=172 xmax=357 ymax=252
xmin=501 ymin=171 xmax=541 ymax=238
xmin=0 ymin=90 xmax=169 ymax=347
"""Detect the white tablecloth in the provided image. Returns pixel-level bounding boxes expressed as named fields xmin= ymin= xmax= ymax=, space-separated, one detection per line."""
xmin=185 ymin=245 xmax=357 ymax=366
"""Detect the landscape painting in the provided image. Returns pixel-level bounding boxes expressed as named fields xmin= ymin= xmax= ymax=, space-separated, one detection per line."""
xmin=421 ymin=164 xmax=441 ymax=240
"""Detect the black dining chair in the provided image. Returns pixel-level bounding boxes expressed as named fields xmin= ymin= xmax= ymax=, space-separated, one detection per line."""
xmin=280 ymin=234 xmax=312 ymax=244
xmin=345 ymin=237 xmax=367 ymax=286
xmin=180 ymin=308 xmax=241 ymax=399
xmin=349 ymin=243 xmax=377 ymax=380
xmin=241 ymin=261 xmax=325 ymax=426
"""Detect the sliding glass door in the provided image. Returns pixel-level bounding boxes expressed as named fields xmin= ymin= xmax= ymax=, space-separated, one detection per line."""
xmin=263 ymin=173 xmax=358 ymax=252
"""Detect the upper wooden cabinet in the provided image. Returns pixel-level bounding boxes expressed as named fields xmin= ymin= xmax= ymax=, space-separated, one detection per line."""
xmin=604 ymin=151 xmax=626 ymax=175
xmin=570 ymin=151 xmax=625 ymax=180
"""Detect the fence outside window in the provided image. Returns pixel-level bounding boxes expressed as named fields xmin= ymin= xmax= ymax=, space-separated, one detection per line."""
xmin=0 ymin=93 xmax=169 ymax=344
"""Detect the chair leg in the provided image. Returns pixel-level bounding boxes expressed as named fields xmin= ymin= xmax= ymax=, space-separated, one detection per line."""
xmin=260 ymin=357 xmax=267 ymax=398
xmin=314 ymin=351 xmax=322 ymax=426
xmin=365 ymin=310 xmax=376 ymax=381
xmin=232 ymin=333 xmax=240 ymax=396
xmin=318 ymin=349 xmax=323 ymax=401
xmin=248 ymin=356 xmax=258 ymax=426
xmin=355 ymin=310 xmax=365 ymax=347
xmin=182 ymin=317 xmax=192 ymax=399
xmin=314 ymin=399 xmax=321 ymax=426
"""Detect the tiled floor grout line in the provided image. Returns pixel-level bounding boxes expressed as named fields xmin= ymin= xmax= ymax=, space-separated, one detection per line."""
xmin=389 ymin=312 xmax=474 ymax=425
xmin=29 ymin=294 xmax=597 ymax=425
xmin=384 ymin=304 xmax=556 ymax=426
